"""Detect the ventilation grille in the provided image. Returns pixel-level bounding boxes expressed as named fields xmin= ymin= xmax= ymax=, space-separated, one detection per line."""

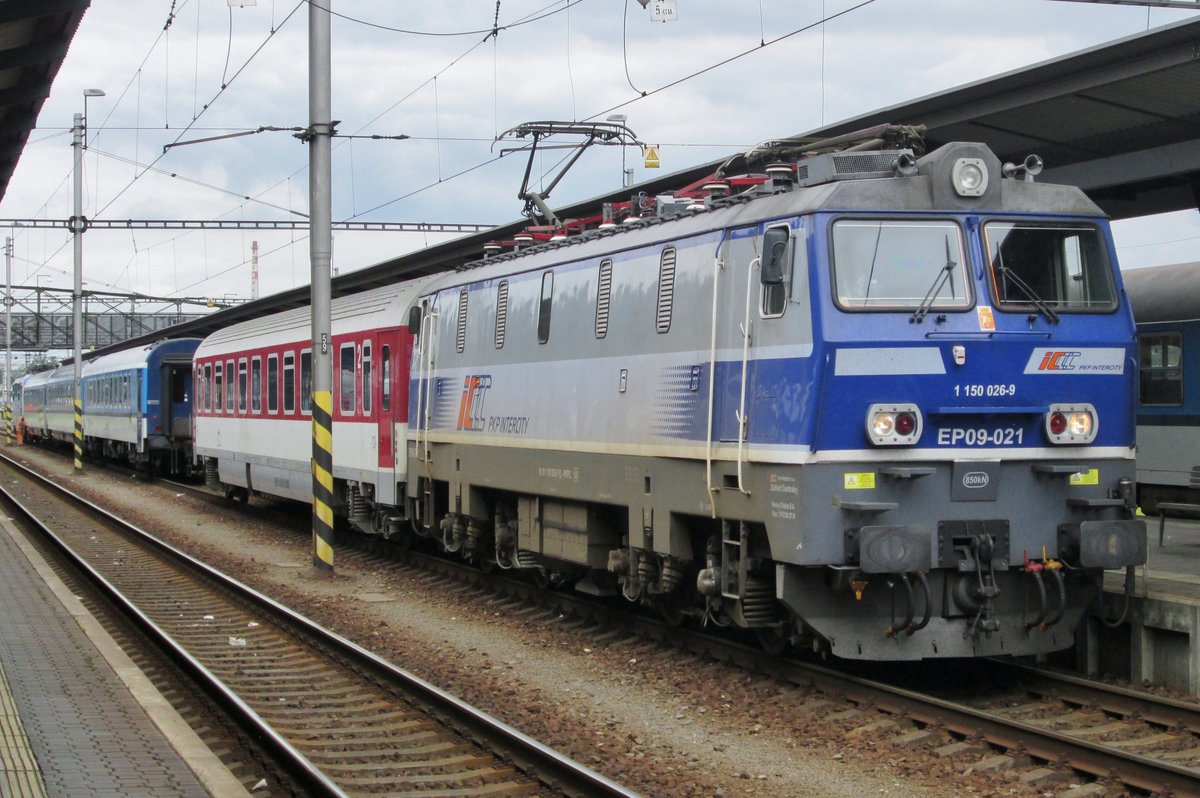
xmin=595 ymin=260 xmax=612 ymax=339
xmin=494 ymin=280 xmax=508 ymax=349
xmin=456 ymin=289 xmax=468 ymax=353
xmin=656 ymin=248 xmax=676 ymax=334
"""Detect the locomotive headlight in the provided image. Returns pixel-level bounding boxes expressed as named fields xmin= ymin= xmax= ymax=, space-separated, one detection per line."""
xmin=1045 ymin=403 xmax=1097 ymax=444
xmin=867 ymin=403 xmax=922 ymax=446
xmin=951 ymin=157 xmax=988 ymax=197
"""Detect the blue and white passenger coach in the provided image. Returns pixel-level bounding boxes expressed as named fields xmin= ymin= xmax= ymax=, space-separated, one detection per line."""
xmin=22 ymin=338 xmax=200 ymax=474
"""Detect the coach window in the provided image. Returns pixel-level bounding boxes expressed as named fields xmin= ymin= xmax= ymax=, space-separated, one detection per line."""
xmin=214 ymin=363 xmax=223 ymax=413
xmin=339 ymin=343 xmax=356 ymax=414
xmin=538 ymin=271 xmax=554 ymax=344
xmin=225 ymin=359 xmax=235 ymax=412
xmin=251 ymin=357 xmax=262 ymax=413
xmin=1139 ymin=332 xmax=1183 ymax=406
xmin=362 ymin=342 xmax=372 ymax=416
xmin=238 ymin=359 xmax=248 ymax=413
xmin=301 ymin=349 xmax=312 ymax=414
xmin=267 ymin=355 xmax=278 ymax=413
xmin=381 ymin=345 xmax=391 ymax=411
xmin=760 ymin=225 xmax=794 ymax=318
xmin=283 ymin=352 xmax=296 ymax=414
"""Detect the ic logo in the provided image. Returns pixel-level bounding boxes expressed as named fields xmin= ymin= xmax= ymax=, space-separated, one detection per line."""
xmin=1038 ymin=351 xmax=1080 ymax=371
xmin=456 ymin=374 xmax=491 ymax=431
xmin=962 ymin=471 xmax=990 ymax=489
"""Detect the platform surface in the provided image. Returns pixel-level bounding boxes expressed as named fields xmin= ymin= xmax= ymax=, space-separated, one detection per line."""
xmin=1109 ymin=514 xmax=1200 ymax=604
xmin=0 ymin=516 xmax=248 ymax=797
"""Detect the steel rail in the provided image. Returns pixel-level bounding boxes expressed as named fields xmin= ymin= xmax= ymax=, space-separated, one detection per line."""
xmin=0 ymin=451 xmax=640 ymax=798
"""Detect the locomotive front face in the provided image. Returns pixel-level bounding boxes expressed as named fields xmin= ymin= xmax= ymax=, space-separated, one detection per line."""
xmin=767 ymin=143 xmax=1146 ymax=659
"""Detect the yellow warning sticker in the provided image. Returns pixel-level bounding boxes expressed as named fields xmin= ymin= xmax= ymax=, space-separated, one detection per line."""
xmin=844 ymin=472 xmax=876 ymax=490
xmin=1069 ymin=469 xmax=1099 ymax=486
xmin=644 ymin=145 xmax=660 ymax=168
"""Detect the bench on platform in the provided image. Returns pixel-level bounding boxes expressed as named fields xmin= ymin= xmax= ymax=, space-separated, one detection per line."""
xmin=1155 ymin=466 xmax=1200 ymax=546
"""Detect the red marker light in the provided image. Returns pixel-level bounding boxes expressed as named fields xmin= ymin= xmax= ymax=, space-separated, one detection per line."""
xmin=895 ymin=412 xmax=916 ymax=436
xmin=1048 ymin=411 xmax=1067 ymax=435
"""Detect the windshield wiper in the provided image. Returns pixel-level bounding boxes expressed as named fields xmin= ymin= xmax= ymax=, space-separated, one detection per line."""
xmin=994 ymin=247 xmax=1060 ymax=323
xmin=911 ymin=236 xmax=957 ymax=323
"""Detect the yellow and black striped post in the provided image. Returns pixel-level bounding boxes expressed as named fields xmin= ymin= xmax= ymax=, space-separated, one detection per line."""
xmin=308 ymin=0 xmax=334 ymax=573
xmin=73 ymin=398 xmax=83 ymax=471
xmin=311 ymin=389 xmax=334 ymax=571
xmin=3 ymin=404 xmax=11 ymax=446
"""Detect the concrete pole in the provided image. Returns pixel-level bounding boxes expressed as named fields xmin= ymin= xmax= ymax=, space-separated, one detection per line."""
xmin=309 ymin=0 xmax=335 ymax=572
xmin=72 ymin=112 xmax=84 ymax=472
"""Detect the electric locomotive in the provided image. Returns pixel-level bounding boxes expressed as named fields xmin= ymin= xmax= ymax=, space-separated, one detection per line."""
xmin=405 ymin=130 xmax=1146 ymax=660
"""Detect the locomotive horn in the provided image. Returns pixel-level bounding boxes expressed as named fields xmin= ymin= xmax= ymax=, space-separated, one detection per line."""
xmin=1002 ymin=154 xmax=1043 ymax=182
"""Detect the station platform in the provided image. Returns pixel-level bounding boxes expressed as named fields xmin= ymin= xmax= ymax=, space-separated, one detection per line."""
xmin=0 ymin=516 xmax=249 ymax=797
xmin=1085 ymin=513 xmax=1200 ymax=695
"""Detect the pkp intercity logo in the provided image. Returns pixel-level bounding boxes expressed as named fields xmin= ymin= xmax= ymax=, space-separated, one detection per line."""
xmin=1023 ymin=347 xmax=1125 ymax=375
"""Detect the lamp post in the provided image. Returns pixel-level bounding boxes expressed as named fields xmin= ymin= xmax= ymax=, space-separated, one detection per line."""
xmin=72 ymin=88 xmax=104 ymax=472
xmin=606 ymin=114 xmax=631 ymax=187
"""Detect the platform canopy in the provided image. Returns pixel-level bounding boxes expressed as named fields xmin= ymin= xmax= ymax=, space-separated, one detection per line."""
xmin=0 ymin=0 xmax=89 ymax=203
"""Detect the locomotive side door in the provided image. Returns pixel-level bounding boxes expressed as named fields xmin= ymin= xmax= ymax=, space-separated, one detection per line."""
xmin=712 ymin=225 xmax=764 ymax=449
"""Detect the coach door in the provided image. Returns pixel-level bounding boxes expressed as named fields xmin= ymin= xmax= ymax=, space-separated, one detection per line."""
xmin=374 ymin=331 xmax=400 ymax=504
xmin=166 ymin=361 xmax=193 ymax=438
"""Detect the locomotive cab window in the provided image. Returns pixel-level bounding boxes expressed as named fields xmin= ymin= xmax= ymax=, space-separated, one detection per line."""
xmin=984 ymin=222 xmax=1116 ymax=312
xmin=832 ymin=219 xmax=971 ymax=311
xmin=760 ymin=225 xmax=794 ymax=318
xmin=1139 ymin=331 xmax=1183 ymax=406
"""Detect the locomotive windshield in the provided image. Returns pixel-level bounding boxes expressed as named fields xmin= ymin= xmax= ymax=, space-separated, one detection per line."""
xmin=984 ymin=222 xmax=1116 ymax=313
xmin=832 ymin=219 xmax=971 ymax=311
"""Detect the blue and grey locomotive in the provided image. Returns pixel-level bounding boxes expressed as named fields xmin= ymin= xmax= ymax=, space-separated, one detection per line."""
xmin=405 ymin=129 xmax=1145 ymax=660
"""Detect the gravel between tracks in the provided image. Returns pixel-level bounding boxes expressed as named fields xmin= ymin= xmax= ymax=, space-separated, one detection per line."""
xmin=15 ymin=447 xmax=1080 ymax=798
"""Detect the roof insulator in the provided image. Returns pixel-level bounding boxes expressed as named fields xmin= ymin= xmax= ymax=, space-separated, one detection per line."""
xmin=483 ymin=241 xmax=503 ymax=257
xmin=765 ymin=162 xmax=796 ymax=191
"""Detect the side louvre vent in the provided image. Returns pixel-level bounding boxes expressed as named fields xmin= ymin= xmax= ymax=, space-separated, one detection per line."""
xmin=595 ymin=259 xmax=612 ymax=339
xmin=656 ymin=248 xmax=676 ymax=334
xmin=456 ymin=289 xmax=468 ymax=353
xmin=495 ymin=280 xmax=508 ymax=349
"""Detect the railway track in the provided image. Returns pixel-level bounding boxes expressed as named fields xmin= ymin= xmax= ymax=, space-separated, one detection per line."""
xmin=21 ymin=448 xmax=1200 ymax=796
xmin=0 ymin=450 xmax=637 ymax=798
xmin=172 ymin=471 xmax=1200 ymax=796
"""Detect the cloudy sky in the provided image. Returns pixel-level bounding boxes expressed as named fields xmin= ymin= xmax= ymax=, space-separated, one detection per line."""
xmin=2 ymin=0 xmax=1197 ymax=306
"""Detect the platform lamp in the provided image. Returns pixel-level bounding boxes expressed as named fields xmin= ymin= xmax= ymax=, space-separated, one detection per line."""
xmin=71 ymin=88 xmax=104 ymax=472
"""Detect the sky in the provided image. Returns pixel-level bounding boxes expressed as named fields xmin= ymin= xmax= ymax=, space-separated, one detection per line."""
xmin=2 ymin=0 xmax=1198 ymax=310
